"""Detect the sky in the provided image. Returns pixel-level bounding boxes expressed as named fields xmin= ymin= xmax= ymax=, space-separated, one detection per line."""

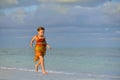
xmin=0 ymin=0 xmax=120 ymax=48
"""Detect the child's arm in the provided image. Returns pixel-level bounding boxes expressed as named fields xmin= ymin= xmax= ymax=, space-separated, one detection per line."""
xmin=47 ymin=44 xmax=51 ymax=50
xmin=30 ymin=36 xmax=36 ymax=48
xmin=45 ymin=37 xmax=51 ymax=50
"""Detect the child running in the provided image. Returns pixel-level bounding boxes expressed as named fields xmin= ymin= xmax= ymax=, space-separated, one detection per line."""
xmin=30 ymin=26 xmax=51 ymax=74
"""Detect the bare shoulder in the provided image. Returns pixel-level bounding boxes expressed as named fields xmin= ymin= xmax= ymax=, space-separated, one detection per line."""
xmin=32 ymin=35 xmax=37 ymax=39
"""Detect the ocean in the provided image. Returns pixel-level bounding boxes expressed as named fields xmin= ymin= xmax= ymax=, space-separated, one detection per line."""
xmin=0 ymin=48 xmax=120 ymax=80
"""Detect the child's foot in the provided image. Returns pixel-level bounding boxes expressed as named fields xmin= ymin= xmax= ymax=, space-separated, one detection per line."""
xmin=42 ymin=71 xmax=48 ymax=75
xmin=35 ymin=65 xmax=38 ymax=72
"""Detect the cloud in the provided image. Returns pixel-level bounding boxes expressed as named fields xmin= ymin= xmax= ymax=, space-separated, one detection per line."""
xmin=3 ymin=8 xmax=26 ymax=25
xmin=111 ymin=37 xmax=120 ymax=41
xmin=0 ymin=0 xmax=111 ymax=11
xmin=56 ymin=0 xmax=78 ymax=3
xmin=38 ymin=0 xmax=109 ymax=7
xmin=52 ymin=5 xmax=69 ymax=14
xmin=102 ymin=2 xmax=120 ymax=15
xmin=37 ymin=2 xmax=118 ymax=27
xmin=1 ymin=0 xmax=120 ymax=28
xmin=0 ymin=0 xmax=39 ymax=9
xmin=75 ymin=0 xmax=109 ymax=7
xmin=38 ymin=0 xmax=79 ymax=3
xmin=100 ymin=2 xmax=120 ymax=25
xmin=115 ymin=31 xmax=120 ymax=34
xmin=37 ymin=3 xmax=69 ymax=14
xmin=1 ymin=0 xmax=120 ymax=48
xmin=12 ymin=8 xmax=25 ymax=24
xmin=0 ymin=0 xmax=18 ymax=9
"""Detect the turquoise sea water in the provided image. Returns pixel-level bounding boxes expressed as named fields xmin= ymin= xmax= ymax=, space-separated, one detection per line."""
xmin=0 ymin=48 xmax=120 ymax=80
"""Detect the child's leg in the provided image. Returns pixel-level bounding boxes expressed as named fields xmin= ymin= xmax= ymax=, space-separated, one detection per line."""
xmin=35 ymin=60 xmax=41 ymax=72
xmin=39 ymin=55 xmax=47 ymax=74
xmin=34 ymin=52 xmax=41 ymax=72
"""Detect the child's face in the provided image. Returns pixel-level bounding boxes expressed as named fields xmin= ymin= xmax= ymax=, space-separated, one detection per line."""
xmin=38 ymin=30 xmax=44 ymax=36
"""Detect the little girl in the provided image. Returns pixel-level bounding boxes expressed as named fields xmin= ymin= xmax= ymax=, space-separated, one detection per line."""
xmin=30 ymin=26 xmax=51 ymax=74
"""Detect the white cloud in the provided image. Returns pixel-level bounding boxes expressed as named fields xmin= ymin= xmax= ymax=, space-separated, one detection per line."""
xmin=38 ymin=0 xmax=79 ymax=3
xmin=9 ymin=8 xmax=25 ymax=24
xmin=1 ymin=0 xmax=120 ymax=28
xmin=100 ymin=2 xmax=120 ymax=25
xmin=111 ymin=37 xmax=120 ymax=41
xmin=38 ymin=4 xmax=69 ymax=14
xmin=102 ymin=2 xmax=120 ymax=15
xmin=38 ymin=0 xmax=108 ymax=6
xmin=115 ymin=31 xmax=120 ymax=34
xmin=0 ymin=0 xmax=18 ymax=9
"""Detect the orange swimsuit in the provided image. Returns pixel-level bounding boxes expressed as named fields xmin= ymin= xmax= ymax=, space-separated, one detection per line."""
xmin=34 ymin=35 xmax=47 ymax=62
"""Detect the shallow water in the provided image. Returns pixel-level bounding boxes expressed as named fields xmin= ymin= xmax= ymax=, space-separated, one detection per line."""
xmin=0 ymin=48 xmax=120 ymax=80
